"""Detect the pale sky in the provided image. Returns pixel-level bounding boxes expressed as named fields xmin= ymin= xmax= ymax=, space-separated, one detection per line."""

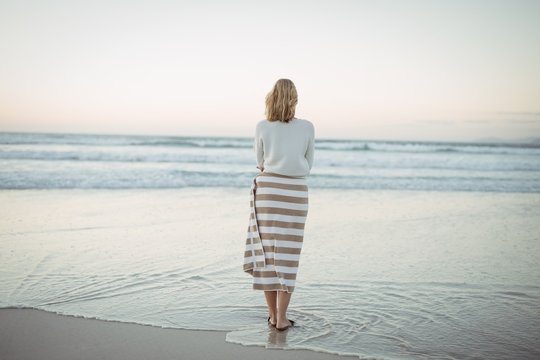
xmin=1 ymin=0 xmax=539 ymax=141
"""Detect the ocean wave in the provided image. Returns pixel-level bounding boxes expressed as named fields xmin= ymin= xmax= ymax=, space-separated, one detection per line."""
xmin=1 ymin=167 xmax=538 ymax=192
xmin=1 ymin=132 xmax=539 ymax=155
xmin=0 ymin=149 xmax=251 ymax=164
xmin=316 ymin=140 xmax=540 ymax=155
xmin=0 ymin=132 xmax=252 ymax=149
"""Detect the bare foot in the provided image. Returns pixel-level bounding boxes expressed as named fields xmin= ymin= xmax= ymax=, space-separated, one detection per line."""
xmin=275 ymin=318 xmax=292 ymax=330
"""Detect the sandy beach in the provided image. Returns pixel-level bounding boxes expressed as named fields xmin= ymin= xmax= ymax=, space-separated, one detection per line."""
xmin=0 ymin=308 xmax=350 ymax=360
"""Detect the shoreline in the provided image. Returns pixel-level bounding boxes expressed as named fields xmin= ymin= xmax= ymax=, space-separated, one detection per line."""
xmin=0 ymin=308 xmax=353 ymax=360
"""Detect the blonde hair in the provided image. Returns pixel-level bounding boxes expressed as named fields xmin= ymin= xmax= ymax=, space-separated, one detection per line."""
xmin=265 ymin=79 xmax=298 ymax=123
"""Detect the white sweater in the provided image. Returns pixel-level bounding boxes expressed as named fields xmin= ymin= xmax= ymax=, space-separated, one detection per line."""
xmin=254 ymin=118 xmax=315 ymax=177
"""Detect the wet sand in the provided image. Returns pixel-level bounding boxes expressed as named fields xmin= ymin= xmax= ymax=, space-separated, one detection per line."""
xmin=0 ymin=308 xmax=352 ymax=360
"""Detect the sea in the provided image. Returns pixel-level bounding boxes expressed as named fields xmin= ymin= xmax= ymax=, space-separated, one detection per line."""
xmin=1 ymin=131 xmax=540 ymax=359
xmin=0 ymin=131 xmax=539 ymax=192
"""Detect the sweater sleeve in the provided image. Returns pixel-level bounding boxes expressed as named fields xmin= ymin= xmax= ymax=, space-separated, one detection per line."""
xmin=305 ymin=123 xmax=315 ymax=170
xmin=254 ymin=123 xmax=264 ymax=171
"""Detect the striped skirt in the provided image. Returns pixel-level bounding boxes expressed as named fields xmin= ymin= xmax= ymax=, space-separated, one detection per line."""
xmin=243 ymin=172 xmax=309 ymax=293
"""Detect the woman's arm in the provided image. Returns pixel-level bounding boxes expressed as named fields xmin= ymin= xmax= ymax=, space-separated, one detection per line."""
xmin=305 ymin=123 xmax=315 ymax=170
xmin=254 ymin=123 xmax=264 ymax=171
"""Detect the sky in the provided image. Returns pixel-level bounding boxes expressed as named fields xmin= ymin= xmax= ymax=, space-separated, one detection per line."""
xmin=0 ymin=0 xmax=539 ymax=142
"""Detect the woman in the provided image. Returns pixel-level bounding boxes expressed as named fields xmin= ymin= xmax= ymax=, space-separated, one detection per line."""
xmin=243 ymin=78 xmax=315 ymax=331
